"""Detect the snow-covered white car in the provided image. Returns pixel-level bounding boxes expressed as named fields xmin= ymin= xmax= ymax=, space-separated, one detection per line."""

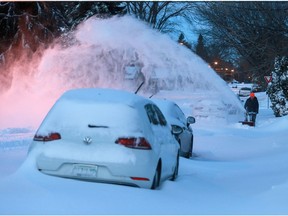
xmin=29 ymin=88 xmax=180 ymax=189
xmin=152 ymin=99 xmax=196 ymax=158
xmin=238 ymin=87 xmax=252 ymax=97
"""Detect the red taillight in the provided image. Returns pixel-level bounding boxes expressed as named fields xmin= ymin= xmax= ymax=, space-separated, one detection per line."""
xmin=130 ymin=177 xmax=150 ymax=181
xmin=115 ymin=137 xmax=152 ymax=150
xmin=33 ymin=132 xmax=61 ymax=142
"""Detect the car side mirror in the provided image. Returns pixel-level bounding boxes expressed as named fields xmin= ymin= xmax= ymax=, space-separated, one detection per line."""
xmin=187 ymin=116 xmax=196 ymax=126
xmin=171 ymin=125 xmax=183 ymax=135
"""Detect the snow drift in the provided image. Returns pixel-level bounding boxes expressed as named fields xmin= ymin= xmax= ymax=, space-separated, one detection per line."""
xmin=0 ymin=15 xmax=244 ymax=129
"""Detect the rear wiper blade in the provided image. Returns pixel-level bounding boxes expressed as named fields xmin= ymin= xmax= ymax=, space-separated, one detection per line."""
xmin=88 ymin=124 xmax=109 ymax=128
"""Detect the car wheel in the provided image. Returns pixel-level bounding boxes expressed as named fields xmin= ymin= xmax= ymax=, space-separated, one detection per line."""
xmin=189 ymin=135 xmax=194 ymax=157
xmin=151 ymin=162 xmax=161 ymax=190
xmin=171 ymin=152 xmax=179 ymax=181
xmin=178 ymin=139 xmax=186 ymax=158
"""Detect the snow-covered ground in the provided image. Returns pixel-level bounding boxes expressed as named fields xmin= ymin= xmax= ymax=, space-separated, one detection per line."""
xmin=1 ymin=15 xmax=287 ymax=214
xmin=1 ymin=90 xmax=288 ymax=215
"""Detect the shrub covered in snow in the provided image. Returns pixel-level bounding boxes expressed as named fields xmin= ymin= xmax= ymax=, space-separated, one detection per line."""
xmin=267 ymin=56 xmax=288 ymax=117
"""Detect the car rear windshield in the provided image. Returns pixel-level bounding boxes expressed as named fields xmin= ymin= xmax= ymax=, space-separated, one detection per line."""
xmin=37 ymin=100 xmax=142 ymax=134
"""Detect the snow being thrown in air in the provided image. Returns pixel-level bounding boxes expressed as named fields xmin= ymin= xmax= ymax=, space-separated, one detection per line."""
xmin=0 ymin=15 xmax=244 ymax=129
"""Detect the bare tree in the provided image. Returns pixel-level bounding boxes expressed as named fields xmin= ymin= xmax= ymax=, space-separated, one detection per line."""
xmin=193 ymin=2 xmax=288 ymax=85
xmin=125 ymin=2 xmax=196 ymax=34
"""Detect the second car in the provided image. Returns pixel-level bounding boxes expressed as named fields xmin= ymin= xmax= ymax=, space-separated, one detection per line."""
xmin=152 ymin=98 xmax=196 ymax=158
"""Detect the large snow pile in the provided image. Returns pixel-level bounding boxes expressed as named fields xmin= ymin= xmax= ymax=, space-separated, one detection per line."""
xmin=0 ymin=15 xmax=243 ymax=130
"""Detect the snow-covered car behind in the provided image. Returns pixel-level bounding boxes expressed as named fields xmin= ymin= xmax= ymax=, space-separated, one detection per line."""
xmin=152 ymin=98 xmax=196 ymax=158
xmin=238 ymin=87 xmax=252 ymax=97
xmin=29 ymin=88 xmax=180 ymax=189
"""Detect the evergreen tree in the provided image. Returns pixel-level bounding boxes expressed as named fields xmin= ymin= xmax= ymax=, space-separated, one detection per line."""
xmin=0 ymin=2 xmax=126 ymax=56
xmin=0 ymin=2 xmax=126 ymax=92
xmin=267 ymin=56 xmax=288 ymax=117
xmin=195 ymin=34 xmax=209 ymax=62
xmin=178 ymin=33 xmax=185 ymax=44
xmin=177 ymin=33 xmax=191 ymax=50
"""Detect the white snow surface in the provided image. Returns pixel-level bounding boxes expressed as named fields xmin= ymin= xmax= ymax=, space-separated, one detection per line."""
xmin=0 ymin=15 xmax=287 ymax=215
xmin=1 ymin=90 xmax=288 ymax=214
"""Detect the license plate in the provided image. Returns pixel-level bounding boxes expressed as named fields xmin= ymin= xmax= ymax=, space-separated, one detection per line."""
xmin=72 ymin=165 xmax=98 ymax=177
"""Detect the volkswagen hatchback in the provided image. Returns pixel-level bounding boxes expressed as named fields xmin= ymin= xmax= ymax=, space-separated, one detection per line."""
xmin=29 ymin=88 xmax=180 ymax=189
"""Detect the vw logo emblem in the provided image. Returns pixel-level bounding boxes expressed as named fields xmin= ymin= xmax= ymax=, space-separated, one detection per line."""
xmin=83 ymin=136 xmax=92 ymax=145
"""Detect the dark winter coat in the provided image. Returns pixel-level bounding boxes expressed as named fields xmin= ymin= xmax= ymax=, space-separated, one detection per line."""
xmin=244 ymin=97 xmax=259 ymax=113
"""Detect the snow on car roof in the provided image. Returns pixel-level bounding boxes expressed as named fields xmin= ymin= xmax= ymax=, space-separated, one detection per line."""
xmin=35 ymin=88 xmax=153 ymax=137
xmin=151 ymin=98 xmax=175 ymax=114
xmin=151 ymin=98 xmax=186 ymax=125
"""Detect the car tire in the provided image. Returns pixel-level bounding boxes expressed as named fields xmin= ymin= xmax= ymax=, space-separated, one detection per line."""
xmin=171 ymin=152 xmax=179 ymax=181
xmin=189 ymin=135 xmax=194 ymax=157
xmin=178 ymin=139 xmax=187 ymax=158
xmin=183 ymin=152 xmax=190 ymax=159
xmin=151 ymin=162 xmax=161 ymax=190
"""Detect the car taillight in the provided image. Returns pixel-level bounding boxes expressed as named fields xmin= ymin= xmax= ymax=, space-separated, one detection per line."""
xmin=130 ymin=177 xmax=150 ymax=181
xmin=115 ymin=137 xmax=152 ymax=150
xmin=33 ymin=132 xmax=61 ymax=142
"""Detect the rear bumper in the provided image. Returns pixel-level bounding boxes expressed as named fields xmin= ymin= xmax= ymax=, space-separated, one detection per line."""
xmin=36 ymin=154 xmax=157 ymax=189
